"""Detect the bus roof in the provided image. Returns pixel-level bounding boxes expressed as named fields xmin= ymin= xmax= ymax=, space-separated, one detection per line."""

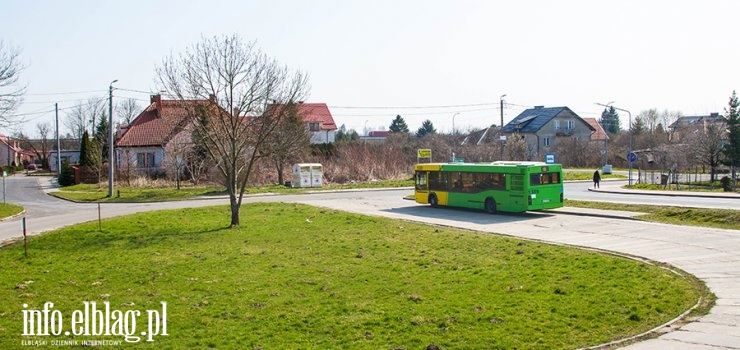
xmin=414 ymin=162 xmax=561 ymax=171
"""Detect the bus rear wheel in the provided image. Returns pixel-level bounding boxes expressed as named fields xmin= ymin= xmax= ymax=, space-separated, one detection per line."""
xmin=485 ymin=198 xmax=497 ymax=214
xmin=429 ymin=194 xmax=439 ymax=208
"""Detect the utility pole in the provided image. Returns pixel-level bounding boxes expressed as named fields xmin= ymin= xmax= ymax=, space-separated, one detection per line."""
xmin=55 ymin=103 xmax=61 ymax=177
xmin=108 ymin=80 xmax=117 ymax=197
xmin=499 ymin=94 xmax=506 ymax=160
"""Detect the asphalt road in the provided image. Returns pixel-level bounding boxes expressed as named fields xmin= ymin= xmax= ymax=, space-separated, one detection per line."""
xmin=1 ymin=175 xmax=739 ymax=348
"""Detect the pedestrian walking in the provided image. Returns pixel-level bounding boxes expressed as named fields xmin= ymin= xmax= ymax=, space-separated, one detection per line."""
xmin=593 ymin=170 xmax=601 ymax=188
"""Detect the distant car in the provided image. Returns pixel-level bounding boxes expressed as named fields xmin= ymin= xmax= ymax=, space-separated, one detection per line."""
xmin=26 ymin=163 xmax=38 ymax=170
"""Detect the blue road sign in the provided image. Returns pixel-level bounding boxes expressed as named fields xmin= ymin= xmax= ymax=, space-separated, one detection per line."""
xmin=545 ymin=153 xmax=556 ymax=164
xmin=627 ymin=151 xmax=637 ymax=163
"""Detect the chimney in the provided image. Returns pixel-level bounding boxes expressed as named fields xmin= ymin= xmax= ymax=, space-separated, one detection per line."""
xmin=209 ymin=94 xmax=217 ymax=102
xmin=298 ymin=101 xmax=304 ymax=104
xmin=150 ymin=94 xmax=162 ymax=105
xmin=150 ymin=94 xmax=162 ymax=117
xmin=534 ymin=105 xmax=544 ymax=109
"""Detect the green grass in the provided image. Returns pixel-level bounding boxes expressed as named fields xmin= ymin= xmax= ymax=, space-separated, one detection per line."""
xmin=52 ymin=180 xmax=414 ymax=202
xmin=565 ymin=199 xmax=740 ymax=230
xmin=51 ymin=184 xmax=226 ymax=202
xmin=0 ymin=203 xmax=23 ymax=219
xmin=0 ymin=203 xmax=707 ymax=349
xmin=629 ymin=183 xmax=731 ymax=193
xmin=564 ymin=172 xmax=627 ymax=181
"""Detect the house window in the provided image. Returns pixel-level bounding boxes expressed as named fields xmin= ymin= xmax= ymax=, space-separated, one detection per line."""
xmin=567 ymin=120 xmax=575 ymax=129
xmin=543 ymin=137 xmax=551 ymax=147
xmin=136 ymin=152 xmax=155 ymax=168
xmin=554 ymin=120 xmax=560 ymax=129
xmin=309 ymin=122 xmax=321 ymax=131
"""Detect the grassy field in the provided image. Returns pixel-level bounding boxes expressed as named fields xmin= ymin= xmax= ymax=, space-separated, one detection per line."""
xmin=0 ymin=203 xmax=707 ymax=349
xmin=0 ymin=203 xmax=23 ymax=219
xmin=565 ymin=199 xmax=740 ymax=230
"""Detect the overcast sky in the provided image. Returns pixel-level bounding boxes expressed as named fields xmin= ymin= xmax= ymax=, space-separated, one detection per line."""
xmin=2 ymin=0 xmax=739 ymax=136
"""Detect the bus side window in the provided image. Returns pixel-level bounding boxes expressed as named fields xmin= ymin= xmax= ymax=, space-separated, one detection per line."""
xmin=415 ymin=171 xmax=427 ymax=190
xmin=529 ymin=173 xmax=541 ymax=185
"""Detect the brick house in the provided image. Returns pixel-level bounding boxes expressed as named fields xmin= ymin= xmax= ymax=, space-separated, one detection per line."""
xmin=116 ymin=96 xmax=338 ymax=176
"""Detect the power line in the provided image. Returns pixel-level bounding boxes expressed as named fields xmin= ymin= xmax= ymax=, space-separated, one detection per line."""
xmin=330 ymin=102 xmax=500 ymax=110
xmin=116 ymin=87 xmax=159 ymax=94
xmin=25 ymin=89 xmax=106 ymax=96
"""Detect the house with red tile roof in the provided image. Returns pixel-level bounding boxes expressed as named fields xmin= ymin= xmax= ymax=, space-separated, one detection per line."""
xmin=0 ymin=134 xmax=23 ymax=167
xmin=583 ymin=118 xmax=610 ymax=142
xmin=286 ymin=102 xmax=337 ymax=144
xmin=115 ymin=94 xmax=199 ymax=174
xmin=116 ymin=97 xmax=338 ymax=175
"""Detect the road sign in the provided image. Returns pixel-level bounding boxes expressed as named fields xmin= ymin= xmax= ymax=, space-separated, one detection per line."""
xmin=627 ymin=151 xmax=637 ymax=163
xmin=545 ymin=153 xmax=556 ymax=164
xmin=417 ymin=149 xmax=432 ymax=158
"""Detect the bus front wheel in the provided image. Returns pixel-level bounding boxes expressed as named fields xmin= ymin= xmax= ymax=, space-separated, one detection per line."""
xmin=485 ymin=198 xmax=497 ymax=214
xmin=429 ymin=194 xmax=439 ymax=208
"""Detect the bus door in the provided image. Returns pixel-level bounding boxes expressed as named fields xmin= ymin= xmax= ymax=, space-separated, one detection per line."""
xmin=414 ymin=171 xmax=428 ymax=203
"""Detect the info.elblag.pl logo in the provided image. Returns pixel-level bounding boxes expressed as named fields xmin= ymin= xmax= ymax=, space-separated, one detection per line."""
xmin=22 ymin=301 xmax=168 ymax=343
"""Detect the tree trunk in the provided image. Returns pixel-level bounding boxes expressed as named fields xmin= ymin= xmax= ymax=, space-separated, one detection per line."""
xmin=229 ymin=190 xmax=240 ymax=227
xmin=276 ymin=160 xmax=284 ymax=185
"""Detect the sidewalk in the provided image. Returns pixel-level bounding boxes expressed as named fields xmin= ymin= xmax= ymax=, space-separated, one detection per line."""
xmin=590 ymin=183 xmax=740 ymax=199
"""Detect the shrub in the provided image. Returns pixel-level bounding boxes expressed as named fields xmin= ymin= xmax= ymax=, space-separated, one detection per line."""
xmin=58 ymin=160 xmax=75 ymax=186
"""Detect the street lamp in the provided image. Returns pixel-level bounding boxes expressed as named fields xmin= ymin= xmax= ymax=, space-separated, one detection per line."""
xmin=108 ymin=79 xmax=118 ymax=198
xmin=595 ymin=102 xmax=633 ymax=187
xmin=451 ymin=112 xmax=460 ymax=135
xmin=499 ymin=94 xmax=506 ymax=160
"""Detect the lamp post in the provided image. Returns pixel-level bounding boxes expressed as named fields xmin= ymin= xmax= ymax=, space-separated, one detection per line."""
xmin=594 ymin=101 xmax=614 ymax=168
xmin=499 ymin=94 xmax=506 ymax=160
xmin=451 ymin=112 xmax=460 ymax=135
xmin=596 ymin=102 xmax=633 ymax=187
xmin=108 ymin=79 xmax=118 ymax=197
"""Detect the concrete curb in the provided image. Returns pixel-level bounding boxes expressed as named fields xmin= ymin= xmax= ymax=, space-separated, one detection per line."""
xmin=0 ymin=208 xmax=26 ymax=222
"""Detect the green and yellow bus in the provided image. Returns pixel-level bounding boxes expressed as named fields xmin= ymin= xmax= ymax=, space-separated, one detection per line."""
xmin=414 ymin=162 xmax=564 ymax=213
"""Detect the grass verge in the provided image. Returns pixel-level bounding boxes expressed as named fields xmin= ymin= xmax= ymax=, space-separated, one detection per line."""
xmin=565 ymin=199 xmax=740 ymax=230
xmin=628 ymin=183 xmax=732 ymax=193
xmin=0 ymin=203 xmax=23 ymax=219
xmin=564 ymin=172 xmax=627 ymax=181
xmin=50 ymin=184 xmax=225 ymax=202
xmin=0 ymin=203 xmax=708 ymax=349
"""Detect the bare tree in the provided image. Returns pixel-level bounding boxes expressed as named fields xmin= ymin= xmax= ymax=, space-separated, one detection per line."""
xmin=0 ymin=41 xmax=25 ymax=129
xmin=116 ymin=98 xmax=141 ymax=125
xmin=162 ymin=131 xmax=192 ymax=190
xmin=157 ymin=34 xmax=309 ymax=227
xmin=264 ymin=103 xmax=311 ymax=184
xmin=692 ymin=123 xmax=726 ymax=182
xmin=64 ymin=98 xmax=104 ymax=139
xmin=35 ymin=122 xmax=51 ymax=168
